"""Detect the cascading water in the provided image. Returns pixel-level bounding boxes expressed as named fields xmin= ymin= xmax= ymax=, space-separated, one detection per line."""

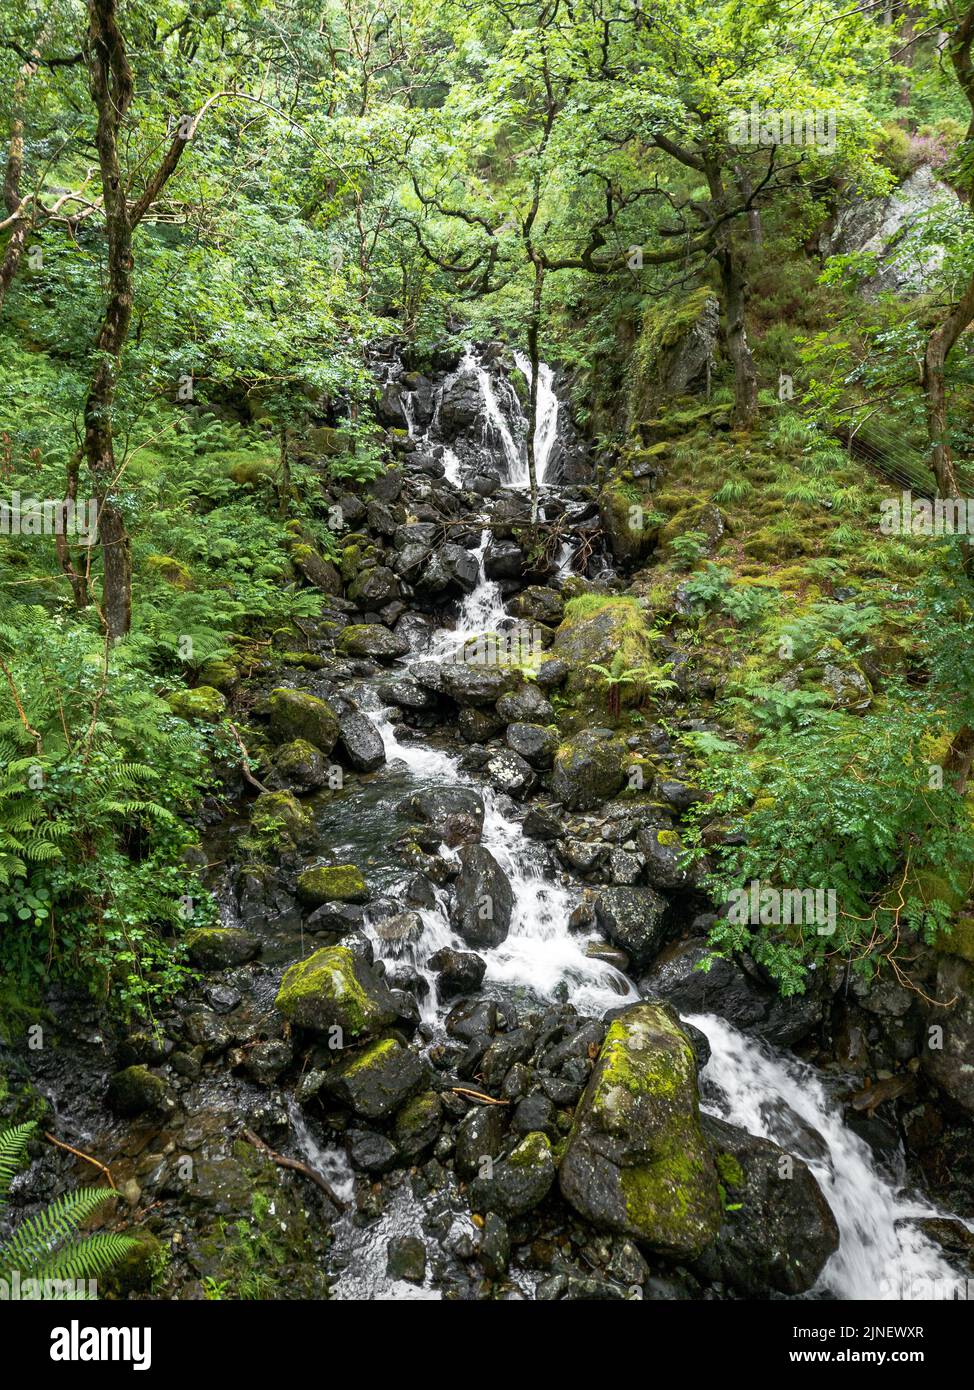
xmin=691 ymin=1014 xmax=968 ymax=1300
xmin=302 ymin=342 xmax=968 ymax=1301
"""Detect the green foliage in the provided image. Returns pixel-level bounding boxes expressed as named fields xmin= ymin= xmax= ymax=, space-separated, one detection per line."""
xmin=0 ymin=1123 xmax=137 ymax=1296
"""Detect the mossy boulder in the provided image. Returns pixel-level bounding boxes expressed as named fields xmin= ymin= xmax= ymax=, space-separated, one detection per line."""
xmin=267 ymin=688 xmax=339 ymax=753
xmin=936 ymin=915 xmax=974 ymax=962
xmin=297 ymin=863 xmax=369 ymax=906
xmin=107 ymin=1066 xmax=176 ymax=1119
xmin=147 ymin=554 xmax=193 ymax=590
xmin=272 ymin=738 xmax=331 ymax=792
xmin=551 ymin=729 xmax=630 ymax=810
xmin=198 ymin=658 xmax=239 ymax=692
xmin=321 ymin=1036 xmax=427 ymax=1120
xmin=558 ymin=1002 xmax=721 ymax=1258
xmin=338 ymin=624 xmax=410 ymax=659
xmin=249 ymin=790 xmax=312 ymax=851
xmin=290 ymin=543 xmax=342 ymax=596
xmin=508 ymin=585 xmax=565 ymax=625
xmin=694 ymin=1114 xmax=839 ymax=1295
xmin=552 ymin=595 xmax=654 ymax=701
xmin=167 ymin=686 xmax=227 ymax=723
xmin=468 ymin=1131 xmax=557 ymax=1218
xmin=599 ymin=480 xmax=659 ymax=568
xmin=394 ymin=1090 xmax=443 ymax=1160
xmin=274 ymin=944 xmax=398 ymax=1040
xmin=186 ymin=927 xmax=261 ymax=970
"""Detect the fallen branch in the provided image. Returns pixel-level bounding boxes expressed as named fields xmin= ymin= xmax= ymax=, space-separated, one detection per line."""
xmin=451 ymin=1087 xmax=508 ymax=1106
xmin=241 ymin=1127 xmax=347 ymax=1212
xmin=228 ymin=721 xmax=271 ymax=794
xmin=44 ymin=1132 xmax=116 ymax=1189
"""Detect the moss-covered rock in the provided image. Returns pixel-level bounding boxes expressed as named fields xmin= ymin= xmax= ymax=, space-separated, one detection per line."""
xmin=551 ymin=728 xmax=630 ymax=810
xmin=558 ymin=1002 xmax=721 ymax=1258
xmin=249 ymin=790 xmax=312 ymax=852
xmin=552 ymin=595 xmax=655 ymax=702
xmin=296 ymin=863 xmax=369 ymax=906
xmin=185 ymin=927 xmax=261 ymax=970
xmin=599 ymin=479 xmax=659 ymax=569
xmin=107 ymin=1066 xmax=176 ymax=1118
xmin=338 ymin=624 xmax=410 ymax=659
xmin=146 ymin=554 xmax=193 ymax=590
xmin=274 ymin=944 xmax=398 ymax=1040
xmin=272 ymin=738 xmax=331 ymax=791
xmin=167 ymin=686 xmax=227 ymax=723
xmin=267 ymin=687 xmax=339 ymax=753
xmin=321 ymin=1036 xmax=426 ymax=1120
xmin=468 ymin=1131 xmax=556 ymax=1218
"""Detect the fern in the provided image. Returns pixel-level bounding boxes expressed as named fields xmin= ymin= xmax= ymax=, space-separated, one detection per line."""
xmin=0 ymin=1124 xmax=138 ymax=1294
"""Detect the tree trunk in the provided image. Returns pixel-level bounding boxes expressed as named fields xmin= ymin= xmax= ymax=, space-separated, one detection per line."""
xmin=718 ymin=245 xmax=758 ymax=428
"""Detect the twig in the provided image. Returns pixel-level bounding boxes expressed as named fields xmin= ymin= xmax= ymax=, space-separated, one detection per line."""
xmin=241 ymin=1127 xmax=347 ymax=1212
xmin=44 ymin=1132 xmax=116 ymax=1189
xmin=451 ymin=1086 xmax=508 ymax=1106
xmin=228 ymin=722 xmax=271 ymax=794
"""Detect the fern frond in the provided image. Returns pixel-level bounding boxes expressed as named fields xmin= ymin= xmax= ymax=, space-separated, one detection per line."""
xmin=33 ymin=1233 xmax=139 ymax=1288
xmin=0 ymin=1122 xmax=35 ymax=1200
xmin=0 ymin=1186 xmax=118 ymax=1276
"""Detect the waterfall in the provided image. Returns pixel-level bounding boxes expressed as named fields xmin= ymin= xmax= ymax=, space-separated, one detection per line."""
xmin=691 ymin=1013 xmax=968 ymax=1301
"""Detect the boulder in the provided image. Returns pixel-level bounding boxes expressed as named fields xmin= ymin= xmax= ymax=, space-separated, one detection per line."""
xmin=337 ymin=709 xmax=385 ymax=772
xmin=107 ymin=1066 xmax=176 ymax=1118
xmin=921 ymin=955 xmax=974 ymax=1119
xmin=508 ymin=586 xmax=565 ymax=625
xmin=592 ymin=886 xmax=668 ymax=970
xmin=439 ymin=662 xmax=514 ymax=707
xmin=347 ymin=565 xmax=401 ymax=608
xmin=267 ymin=688 xmax=339 ymax=753
xmin=486 ymin=749 xmax=537 ymax=800
xmin=428 ymin=947 xmax=487 ymax=999
xmin=338 ymin=624 xmax=410 ymax=659
xmin=496 ymin=684 xmax=553 ymax=723
xmin=321 ymin=1036 xmax=426 ymax=1120
xmin=275 ymin=944 xmax=398 ymax=1040
xmin=297 ymin=864 xmax=369 ymax=906
xmin=402 ymin=786 xmax=484 ymax=846
xmin=452 ymin=844 xmax=514 ymax=948
xmin=272 ymin=738 xmax=332 ymax=792
xmin=468 ymin=1132 xmax=556 ymax=1218
xmin=551 ymin=729 xmax=629 ymax=810
xmin=506 ymin=722 xmax=558 ymax=769
xmin=559 ymin=1003 xmax=721 ymax=1258
xmin=185 ymin=927 xmax=261 ymax=970
xmin=694 ymin=1114 xmax=839 ymax=1295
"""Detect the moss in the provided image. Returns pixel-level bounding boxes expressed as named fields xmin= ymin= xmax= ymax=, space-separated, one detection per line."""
xmin=715 ymin=1151 xmax=746 ymax=1188
xmin=296 ymin=863 xmax=369 ymax=906
xmin=146 ymin=554 xmax=193 ymax=590
xmin=507 ymin=1131 xmax=552 ymax=1167
xmin=167 ymin=686 xmax=227 ymax=722
xmin=267 ymin=687 xmax=339 ymax=752
xmin=275 ymin=944 xmax=389 ymax=1039
xmin=198 ymin=658 xmax=239 ymax=692
xmin=248 ymin=790 xmax=312 ymax=852
xmin=341 ymin=1035 xmax=398 ymax=1075
xmin=656 ymin=828 xmax=680 ymax=847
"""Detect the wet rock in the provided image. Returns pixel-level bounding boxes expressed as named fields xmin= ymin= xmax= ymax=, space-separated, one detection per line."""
xmin=271 ymin=738 xmax=332 ymax=792
xmin=638 ymin=939 xmax=825 ymax=1047
xmin=458 ymin=707 xmax=505 ymax=743
xmin=469 ymin=1131 xmax=556 ymax=1217
xmin=240 ymin=1039 xmax=293 ymax=1085
xmin=483 ymin=539 xmax=524 ymax=579
xmin=347 ymin=564 xmax=401 ymax=608
xmin=455 ymin=1105 xmax=507 ymax=1181
xmin=167 ymin=686 xmax=227 ymax=723
xmin=551 ymin=729 xmax=629 ymax=810
xmin=107 ymin=1066 xmax=176 ymax=1118
xmin=439 ymin=373 xmax=482 ymax=436
xmin=374 ymin=910 xmax=425 ymax=948
xmin=655 ymin=778 xmax=708 ymax=813
xmin=336 ymin=709 xmax=386 ymax=772
xmin=921 ymin=955 xmax=974 ymax=1119
xmin=481 ymin=1027 xmax=537 ymax=1088
xmin=347 ymin=1128 xmax=398 ymax=1174
xmin=452 ymin=844 xmax=514 ymax=948
xmin=496 ymin=684 xmax=554 ymax=723
xmin=558 ymin=839 xmax=606 ymax=874
xmin=387 ymin=1234 xmax=427 ymax=1284
xmin=304 ymin=902 xmax=365 ymax=935
xmin=592 ymin=885 xmax=668 ymax=970
xmin=182 ymin=1010 xmax=232 ymax=1058
xmin=522 ymin=805 xmax=562 ymax=840
xmin=637 ymin=825 xmax=693 ymax=890
xmin=609 ymin=849 xmax=643 ymax=886
xmin=377 ymin=678 xmax=437 ymax=712
xmin=402 ymin=785 xmax=484 ymax=846
xmin=479 ymin=1212 xmax=510 ymax=1278
xmin=694 ymin=1114 xmax=839 ymax=1295
xmin=486 ymin=749 xmax=537 ymax=799
xmin=338 ymin=624 xmax=410 ymax=659
xmin=297 ymin=863 xmax=370 ymax=906
xmin=185 ymin=927 xmax=260 ymax=970
xmin=394 ymin=1090 xmax=443 ymax=1160
xmin=439 ymin=662 xmax=514 ymax=707
xmin=446 ymin=997 xmax=498 ymax=1041
xmin=508 ymin=586 xmax=564 ymax=625
xmin=506 ymin=722 xmax=558 ymax=769
xmin=428 ymin=948 xmax=487 ymax=999
xmin=275 ymin=944 xmax=399 ymax=1041
xmin=512 ymin=1093 xmax=558 ymax=1139
xmin=267 ymin=688 xmax=339 ymax=753
xmin=559 ymin=1003 xmax=721 ymax=1258
xmin=536 ymin=657 xmax=569 ymax=689
xmin=322 ymin=1037 xmax=427 ymax=1120
xmin=415 ymin=544 xmax=480 ymax=597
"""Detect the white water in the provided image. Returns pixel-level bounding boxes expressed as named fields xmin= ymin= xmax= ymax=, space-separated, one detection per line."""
xmin=316 ymin=343 xmax=968 ymax=1301
xmin=513 ymin=350 xmax=560 ymax=489
xmin=691 ymin=1013 xmax=968 ymax=1300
